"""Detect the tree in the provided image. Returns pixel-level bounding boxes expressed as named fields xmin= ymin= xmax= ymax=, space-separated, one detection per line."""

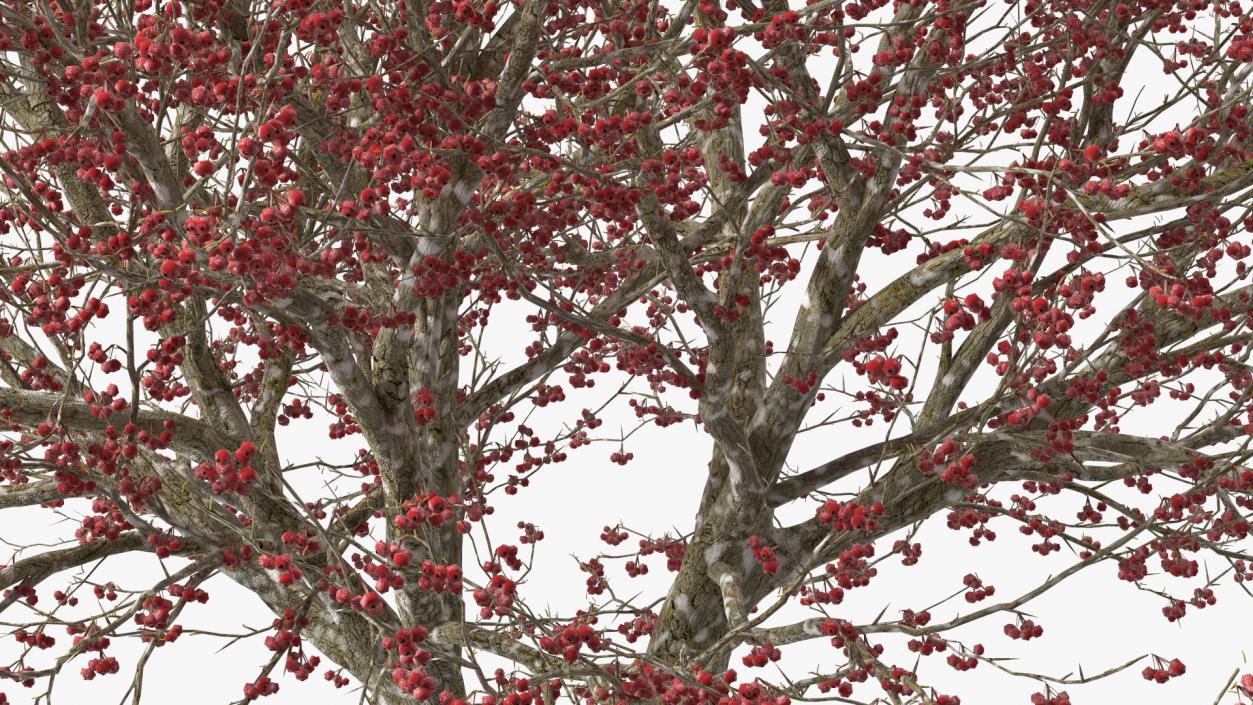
xmin=0 ymin=0 xmax=1251 ymax=701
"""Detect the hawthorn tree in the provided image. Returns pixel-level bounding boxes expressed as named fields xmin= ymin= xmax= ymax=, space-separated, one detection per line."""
xmin=0 ymin=0 xmax=1252 ymax=701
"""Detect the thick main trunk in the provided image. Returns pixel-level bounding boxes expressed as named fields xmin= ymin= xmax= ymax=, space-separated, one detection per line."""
xmin=390 ymin=414 xmax=467 ymax=698
xmin=649 ymin=450 xmax=766 ymax=673
xmin=648 ymin=529 xmax=732 ymax=666
xmin=397 ymin=523 xmax=467 ymax=699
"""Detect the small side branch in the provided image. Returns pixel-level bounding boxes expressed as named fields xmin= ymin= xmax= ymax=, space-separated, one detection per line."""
xmin=429 ymin=621 xmax=565 ymax=673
